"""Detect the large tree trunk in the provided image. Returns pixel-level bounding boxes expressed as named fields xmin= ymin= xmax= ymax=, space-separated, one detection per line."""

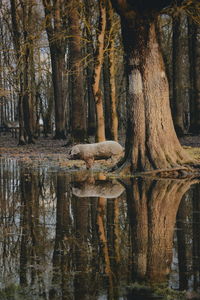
xmin=68 ymin=1 xmax=87 ymax=142
xmin=115 ymin=14 xmax=191 ymax=173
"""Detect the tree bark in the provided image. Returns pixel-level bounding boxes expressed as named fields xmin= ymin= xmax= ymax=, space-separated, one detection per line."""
xmin=10 ymin=0 xmax=26 ymax=145
xmin=92 ymin=0 xmax=106 ymax=142
xmin=172 ymin=13 xmax=185 ymax=136
xmin=111 ymin=8 xmax=191 ymax=173
xmin=84 ymin=0 xmax=96 ymax=136
xmin=43 ymin=0 xmax=67 ymax=139
xmin=68 ymin=0 xmax=87 ymax=142
xmin=107 ymin=1 xmax=118 ymax=141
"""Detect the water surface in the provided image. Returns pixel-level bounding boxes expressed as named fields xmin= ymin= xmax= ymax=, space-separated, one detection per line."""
xmin=0 ymin=158 xmax=200 ymax=299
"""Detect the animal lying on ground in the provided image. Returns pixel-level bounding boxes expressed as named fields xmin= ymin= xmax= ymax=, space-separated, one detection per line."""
xmin=69 ymin=140 xmax=124 ymax=169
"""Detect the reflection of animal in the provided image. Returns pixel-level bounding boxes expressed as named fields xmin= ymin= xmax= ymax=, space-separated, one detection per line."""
xmin=72 ymin=180 xmax=124 ymax=198
xmin=69 ymin=141 xmax=124 ymax=169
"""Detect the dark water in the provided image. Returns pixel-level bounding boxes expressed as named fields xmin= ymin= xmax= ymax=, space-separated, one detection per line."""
xmin=0 ymin=158 xmax=200 ymax=300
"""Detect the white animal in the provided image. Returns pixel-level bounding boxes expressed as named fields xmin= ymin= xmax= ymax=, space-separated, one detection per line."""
xmin=70 ymin=141 xmax=124 ymax=169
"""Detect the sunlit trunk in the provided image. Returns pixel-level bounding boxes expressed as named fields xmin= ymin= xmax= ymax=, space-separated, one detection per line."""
xmin=92 ymin=0 xmax=106 ymax=142
xmin=107 ymin=1 xmax=118 ymax=141
xmin=118 ymin=16 xmax=190 ymax=172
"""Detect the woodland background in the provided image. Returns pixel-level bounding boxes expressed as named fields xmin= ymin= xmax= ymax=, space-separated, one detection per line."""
xmin=0 ymin=0 xmax=199 ymax=145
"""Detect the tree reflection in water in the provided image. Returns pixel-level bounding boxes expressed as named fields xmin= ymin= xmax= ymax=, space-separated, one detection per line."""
xmin=0 ymin=159 xmax=200 ymax=299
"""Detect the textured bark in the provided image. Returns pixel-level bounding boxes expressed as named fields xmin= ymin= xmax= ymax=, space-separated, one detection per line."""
xmin=43 ymin=0 xmax=67 ymax=139
xmin=85 ymin=0 xmax=96 ymax=136
xmin=111 ymin=7 xmax=191 ymax=173
xmin=10 ymin=0 xmax=26 ymax=145
xmin=68 ymin=0 xmax=87 ymax=142
xmin=92 ymin=0 xmax=106 ymax=142
xmin=103 ymin=55 xmax=112 ymax=139
xmin=107 ymin=1 xmax=118 ymax=141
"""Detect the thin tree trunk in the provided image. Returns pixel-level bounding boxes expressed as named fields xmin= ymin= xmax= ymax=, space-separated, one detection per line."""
xmin=10 ymin=0 xmax=26 ymax=144
xmin=92 ymin=0 xmax=106 ymax=142
xmin=107 ymin=1 xmax=118 ymax=141
xmin=84 ymin=0 xmax=96 ymax=136
xmin=50 ymin=47 xmax=66 ymax=139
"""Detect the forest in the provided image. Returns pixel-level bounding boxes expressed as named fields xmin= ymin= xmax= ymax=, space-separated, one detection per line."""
xmin=1 ymin=1 xmax=200 ymax=299
xmin=0 ymin=0 xmax=199 ymax=174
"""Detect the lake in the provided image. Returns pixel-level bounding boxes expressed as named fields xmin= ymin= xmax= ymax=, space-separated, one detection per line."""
xmin=0 ymin=158 xmax=199 ymax=300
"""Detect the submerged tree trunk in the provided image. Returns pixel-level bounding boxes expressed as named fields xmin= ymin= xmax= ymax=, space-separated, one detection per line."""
xmin=113 ymin=12 xmax=191 ymax=173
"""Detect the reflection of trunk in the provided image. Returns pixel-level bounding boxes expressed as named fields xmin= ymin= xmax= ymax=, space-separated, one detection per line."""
xmin=74 ymin=196 xmax=89 ymax=300
xmin=97 ymin=198 xmax=111 ymax=274
xmin=126 ymin=178 xmax=194 ymax=283
xmin=52 ymin=173 xmax=71 ymax=298
xmin=107 ymin=197 xmax=120 ymax=297
xmin=126 ymin=179 xmax=148 ymax=280
xmin=92 ymin=0 xmax=106 ymax=142
xmin=107 ymin=199 xmax=120 ymax=265
xmin=176 ymin=193 xmax=189 ymax=290
xmin=20 ymin=169 xmax=40 ymax=286
xmin=192 ymin=185 xmax=200 ymax=290
xmin=20 ymin=174 xmax=28 ymax=286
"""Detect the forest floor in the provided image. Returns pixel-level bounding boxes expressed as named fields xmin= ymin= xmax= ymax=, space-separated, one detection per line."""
xmin=0 ymin=132 xmax=200 ymax=170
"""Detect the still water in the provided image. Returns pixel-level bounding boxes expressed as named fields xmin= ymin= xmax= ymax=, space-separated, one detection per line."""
xmin=0 ymin=158 xmax=200 ymax=300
